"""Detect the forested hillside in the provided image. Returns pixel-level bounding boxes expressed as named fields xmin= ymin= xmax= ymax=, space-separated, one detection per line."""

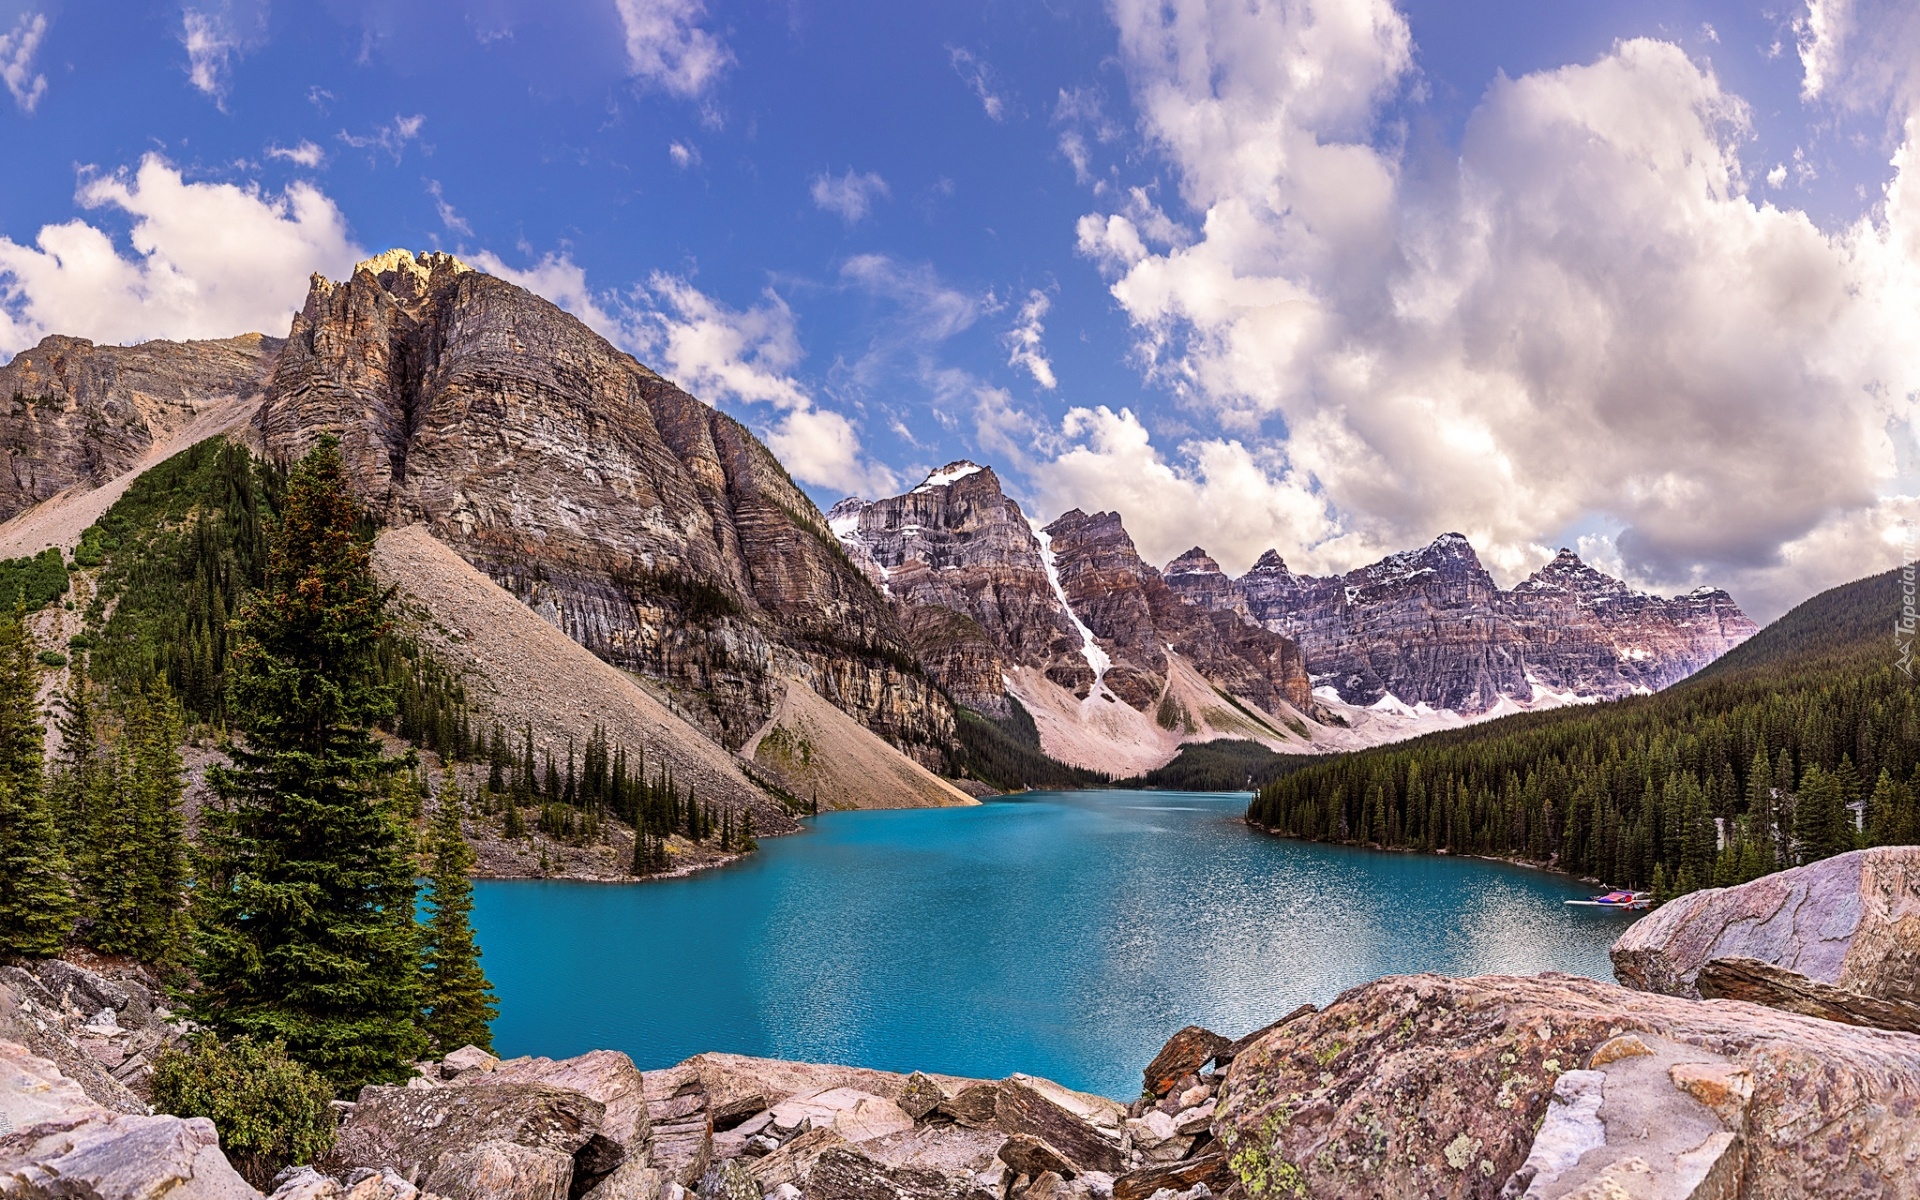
xmin=1247 ymin=569 xmax=1916 ymax=897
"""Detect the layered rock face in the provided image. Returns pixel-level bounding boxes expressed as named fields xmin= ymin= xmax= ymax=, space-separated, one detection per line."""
xmin=831 ymin=465 xmax=1091 ymax=713
xmin=1168 ymin=536 xmax=1755 ymax=712
xmin=0 ymin=333 xmax=276 ymax=522
xmin=1043 ymin=510 xmax=1314 ymax=716
xmin=1613 ymin=846 xmax=1920 ymax=1032
xmin=832 ymin=468 xmax=1314 ymax=727
xmin=256 ymin=250 xmax=949 ymax=760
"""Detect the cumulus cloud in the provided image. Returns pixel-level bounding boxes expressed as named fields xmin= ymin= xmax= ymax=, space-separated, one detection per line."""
xmin=614 ymin=0 xmax=731 ymax=99
xmin=475 ymin=250 xmax=895 ymax=496
xmin=668 ymin=140 xmax=698 ymax=168
xmin=1047 ymin=0 xmax=1920 ymax=619
xmin=0 ymin=155 xmax=361 ymax=357
xmin=950 ymin=47 xmax=1007 ymax=121
xmin=1 ymin=11 xmax=48 ymax=112
xmin=810 ymin=169 xmax=889 ymax=224
xmin=1004 ymin=289 xmax=1056 ymax=389
xmin=266 ymin=140 xmax=324 ymax=168
xmin=181 ymin=0 xmax=268 ymax=104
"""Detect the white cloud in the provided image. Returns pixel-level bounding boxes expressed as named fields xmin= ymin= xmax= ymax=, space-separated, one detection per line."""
xmin=668 ymin=140 xmax=699 ymax=168
xmin=810 ymin=169 xmax=889 ymax=224
xmin=474 ymin=250 xmax=895 ymax=496
xmin=339 ymin=114 xmax=426 ymax=163
xmin=1030 ymin=406 xmax=1350 ymax=575
xmin=950 ymin=47 xmax=1007 ymax=121
xmin=0 ymin=11 xmax=47 ymax=113
xmin=181 ymin=1 xmax=268 ymax=104
xmin=1004 ymin=289 xmax=1057 ymax=389
xmin=266 ymin=140 xmax=325 ymax=168
xmin=614 ymin=0 xmax=731 ymax=99
xmin=0 ymin=155 xmax=361 ymax=357
xmin=1056 ymin=0 xmax=1920 ymax=619
xmin=638 ymin=275 xmax=897 ymax=495
xmin=426 ymin=180 xmax=470 ymax=236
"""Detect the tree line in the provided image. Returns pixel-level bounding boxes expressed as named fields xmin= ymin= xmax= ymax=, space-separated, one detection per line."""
xmin=1247 ymin=570 xmax=1916 ymax=900
xmin=0 ymin=441 xmax=495 ymax=1096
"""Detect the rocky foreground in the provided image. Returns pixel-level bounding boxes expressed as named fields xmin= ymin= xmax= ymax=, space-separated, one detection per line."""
xmin=4 ymin=849 xmax=1919 ymax=1200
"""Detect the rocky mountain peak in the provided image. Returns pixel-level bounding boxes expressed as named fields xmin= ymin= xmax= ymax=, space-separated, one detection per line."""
xmin=911 ymin=460 xmax=989 ymax=493
xmin=1165 ymin=547 xmax=1224 ymax=577
xmin=1516 ymin=547 xmax=1633 ymax=600
xmin=351 ymin=248 xmax=473 ymax=304
xmin=1248 ymin=549 xmax=1292 ymax=575
xmin=257 ymin=256 xmax=953 ymax=757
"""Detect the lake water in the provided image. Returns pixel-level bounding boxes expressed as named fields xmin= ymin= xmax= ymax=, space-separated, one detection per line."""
xmin=471 ymin=789 xmax=1638 ymax=1099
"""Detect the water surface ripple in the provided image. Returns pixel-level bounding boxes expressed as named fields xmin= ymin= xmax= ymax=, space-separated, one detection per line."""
xmin=472 ymin=790 xmax=1637 ymax=1098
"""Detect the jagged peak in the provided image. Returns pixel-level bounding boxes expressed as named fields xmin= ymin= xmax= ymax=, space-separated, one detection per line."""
xmin=1165 ymin=547 xmax=1223 ymax=577
xmin=911 ymin=460 xmax=989 ymax=493
xmin=353 ymin=247 xmax=474 ymax=282
xmin=1247 ymin=549 xmax=1292 ymax=575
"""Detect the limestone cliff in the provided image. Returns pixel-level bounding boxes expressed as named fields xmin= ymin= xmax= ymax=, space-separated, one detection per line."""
xmin=0 ymin=333 xmax=277 ymax=521
xmin=1170 ymin=535 xmax=1756 ymax=713
xmin=256 ymin=250 xmax=951 ymax=760
xmin=830 ymin=464 xmax=1091 ymax=715
xmin=1043 ymin=510 xmax=1315 ymax=717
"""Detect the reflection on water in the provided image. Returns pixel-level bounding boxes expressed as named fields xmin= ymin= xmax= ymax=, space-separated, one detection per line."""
xmin=472 ymin=790 xmax=1636 ymax=1098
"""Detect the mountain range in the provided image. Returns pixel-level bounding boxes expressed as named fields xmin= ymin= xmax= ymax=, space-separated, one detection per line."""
xmin=0 ymin=250 xmax=1757 ymax=793
xmin=831 ymin=461 xmax=1755 ymax=774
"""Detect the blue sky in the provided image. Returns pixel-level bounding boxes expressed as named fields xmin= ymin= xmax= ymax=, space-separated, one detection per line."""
xmin=1 ymin=0 xmax=1916 ymax=619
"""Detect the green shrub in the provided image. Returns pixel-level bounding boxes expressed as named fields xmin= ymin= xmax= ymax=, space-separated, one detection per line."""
xmin=0 ymin=547 xmax=69 ymax=610
xmin=150 ymin=1035 xmax=336 ymax=1188
xmin=65 ymin=633 xmax=91 ymax=650
xmin=35 ymin=650 xmax=67 ymax=667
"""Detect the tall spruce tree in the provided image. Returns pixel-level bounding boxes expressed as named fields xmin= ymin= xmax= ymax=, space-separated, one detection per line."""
xmin=124 ymin=685 xmax=189 ymax=964
xmin=191 ymin=439 xmax=425 ymax=1090
xmin=420 ymin=770 xmax=496 ymax=1054
xmin=0 ymin=603 xmax=74 ymax=956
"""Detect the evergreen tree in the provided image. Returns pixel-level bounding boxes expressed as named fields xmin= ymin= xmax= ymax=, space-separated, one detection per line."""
xmin=420 ymin=771 xmax=496 ymax=1054
xmin=124 ymin=685 xmax=190 ymax=964
xmin=49 ymin=651 xmax=98 ymax=850
xmin=0 ymin=602 xmax=74 ymax=956
xmin=191 ymin=439 xmax=425 ymax=1090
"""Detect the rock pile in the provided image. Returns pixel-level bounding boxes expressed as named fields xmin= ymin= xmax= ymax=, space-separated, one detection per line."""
xmin=0 ymin=956 xmax=184 ymax=1109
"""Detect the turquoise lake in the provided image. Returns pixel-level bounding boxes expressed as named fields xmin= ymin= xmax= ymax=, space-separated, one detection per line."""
xmin=471 ymin=789 xmax=1639 ymax=1099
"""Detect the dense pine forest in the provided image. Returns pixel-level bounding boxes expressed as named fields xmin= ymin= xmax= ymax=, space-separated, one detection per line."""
xmin=1247 ymin=568 xmax=1918 ymax=898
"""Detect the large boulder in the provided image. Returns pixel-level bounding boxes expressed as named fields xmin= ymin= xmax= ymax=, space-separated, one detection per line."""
xmin=1611 ymin=847 xmax=1920 ymax=1023
xmin=0 ymin=1110 xmax=260 ymax=1200
xmin=462 ymin=1050 xmax=649 ymax=1179
xmin=1213 ymin=972 xmax=1920 ymax=1200
xmin=329 ymin=1082 xmax=603 ymax=1198
xmin=0 ymin=1039 xmax=260 ymax=1199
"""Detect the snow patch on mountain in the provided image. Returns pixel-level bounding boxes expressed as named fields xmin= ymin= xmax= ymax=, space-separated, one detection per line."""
xmin=1031 ymin=518 xmax=1113 ymax=699
xmin=913 ymin=461 xmax=985 ymax=492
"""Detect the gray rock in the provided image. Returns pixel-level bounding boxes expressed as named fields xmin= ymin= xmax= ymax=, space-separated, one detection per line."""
xmin=329 ymin=1081 xmax=602 ymax=1191
xmin=698 ymin=1158 xmax=761 ymax=1200
xmin=440 ymin=1047 xmax=498 ymax=1079
xmin=804 ymin=1146 xmax=996 ymax=1200
xmin=427 ymin=1139 xmax=573 ymax=1200
xmin=579 ymin=1160 xmax=662 ymax=1200
xmin=465 ymin=1050 xmax=649 ymax=1178
xmin=0 ymin=1110 xmax=261 ymax=1200
xmin=1612 ymin=846 xmax=1920 ymax=1014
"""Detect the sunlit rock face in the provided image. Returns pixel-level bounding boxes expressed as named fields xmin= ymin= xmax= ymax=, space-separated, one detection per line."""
xmin=257 ymin=249 xmax=952 ymax=759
